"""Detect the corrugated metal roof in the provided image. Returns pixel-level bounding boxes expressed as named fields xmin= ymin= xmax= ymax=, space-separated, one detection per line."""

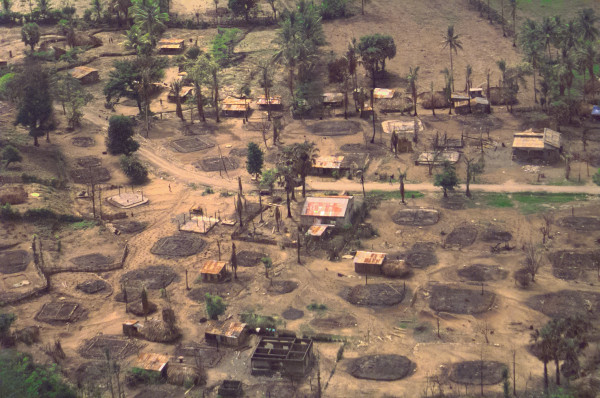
xmin=257 ymin=95 xmax=281 ymax=105
xmin=301 ymin=196 xmax=352 ymax=218
xmin=353 ymin=251 xmax=386 ymax=265
xmin=381 ymin=120 xmax=414 ymax=134
xmin=307 ymin=225 xmax=330 ymax=236
xmin=223 ymin=96 xmax=250 ymax=105
xmin=373 ymin=88 xmax=395 ymax=99
xmin=201 ymin=260 xmax=227 ymax=275
xmin=123 ymin=320 xmax=139 ymax=326
xmin=322 ymin=92 xmax=343 ymax=103
xmin=222 ymin=104 xmax=248 ymax=112
xmin=158 ymin=38 xmax=184 ymax=45
xmin=135 ymin=353 xmax=169 ymax=372
xmin=451 ymin=93 xmax=470 ymax=101
xmin=512 ymin=129 xmax=560 ymax=150
xmin=206 ymin=320 xmax=246 ymax=338
xmin=313 ymin=156 xmax=344 ymax=169
xmin=70 ymin=66 xmax=98 ymax=79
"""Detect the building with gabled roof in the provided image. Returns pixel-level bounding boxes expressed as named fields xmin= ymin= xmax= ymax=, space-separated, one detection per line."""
xmin=512 ymin=128 xmax=561 ymax=162
xmin=200 ymin=260 xmax=227 ymax=282
xmin=300 ymin=196 xmax=354 ymax=227
xmin=354 ymin=251 xmax=386 ymax=275
xmin=134 ymin=353 xmax=169 ymax=377
xmin=69 ymin=66 xmax=99 ymax=84
xmin=205 ymin=320 xmax=248 ymax=347
xmin=158 ymin=38 xmax=185 ymax=54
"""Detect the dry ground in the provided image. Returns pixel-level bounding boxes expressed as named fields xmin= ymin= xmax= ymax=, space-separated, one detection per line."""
xmin=2 ymin=1 xmax=600 ymax=397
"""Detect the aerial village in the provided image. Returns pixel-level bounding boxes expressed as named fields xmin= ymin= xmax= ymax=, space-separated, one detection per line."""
xmin=1 ymin=0 xmax=600 ymax=397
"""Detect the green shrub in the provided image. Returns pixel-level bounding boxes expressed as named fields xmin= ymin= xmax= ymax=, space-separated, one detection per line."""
xmin=126 ymin=367 xmax=164 ymax=387
xmin=321 ymin=0 xmax=349 ymax=20
xmin=240 ymin=311 xmax=282 ymax=330
xmin=307 ymin=303 xmax=327 ymax=311
xmin=0 ymin=204 xmax=21 ymax=221
xmin=202 ymin=186 xmax=214 ymax=195
xmin=120 ymin=155 xmax=148 ymax=184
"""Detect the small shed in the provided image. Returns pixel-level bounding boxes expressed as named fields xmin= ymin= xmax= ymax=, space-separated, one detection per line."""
xmin=469 ymin=88 xmax=484 ymax=98
xmin=251 ymin=336 xmax=314 ymax=376
xmin=353 ymin=251 xmax=386 ymax=275
xmin=373 ymin=88 xmax=395 ymax=99
xmin=300 ymin=196 xmax=354 ymax=227
xmin=200 ymin=260 xmax=227 ymax=282
xmin=322 ymin=92 xmax=344 ymax=107
xmin=312 ymin=156 xmax=345 ymax=176
xmin=167 ymin=86 xmax=194 ymax=103
xmin=123 ymin=320 xmax=142 ymax=337
xmin=158 ymin=38 xmax=185 ymax=54
xmin=205 ymin=320 xmax=248 ymax=347
xmin=381 ymin=119 xmax=415 ymax=138
xmin=222 ymin=96 xmax=250 ymax=117
xmin=512 ymin=128 xmax=561 ymax=162
xmin=256 ymin=95 xmax=282 ymax=110
xmin=134 ymin=353 xmax=169 ymax=378
xmin=70 ymin=66 xmax=99 ymax=84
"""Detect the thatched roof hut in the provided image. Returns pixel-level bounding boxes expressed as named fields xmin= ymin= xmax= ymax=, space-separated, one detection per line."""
xmin=140 ymin=320 xmax=180 ymax=343
xmin=166 ymin=362 xmax=206 ymax=386
xmin=382 ymin=260 xmax=411 ymax=278
xmin=417 ymin=91 xmax=449 ymax=109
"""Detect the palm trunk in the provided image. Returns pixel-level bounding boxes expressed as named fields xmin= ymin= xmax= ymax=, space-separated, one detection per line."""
xmin=466 ymin=168 xmax=471 ymax=197
xmin=543 ymin=361 xmax=549 ymax=393
xmin=555 ymin=358 xmax=560 ymax=385
xmin=214 ymin=73 xmax=220 ymax=123
xmin=400 ymin=179 xmax=405 ymax=203
xmin=33 ymin=134 xmax=39 ymax=146
xmin=195 ymin=83 xmax=205 ymax=122
xmin=449 ymin=50 xmax=454 ymax=91
xmin=301 ymin=175 xmax=306 ymax=197
xmin=286 ymin=190 xmax=291 ymax=217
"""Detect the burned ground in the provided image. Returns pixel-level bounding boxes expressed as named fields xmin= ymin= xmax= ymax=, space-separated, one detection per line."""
xmin=78 ymin=335 xmax=144 ymax=360
xmin=69 ymin=253 xmax=115 ymax=272
xmin=526 ymin=290 xmax=600 ymax=320
xmin=150 ymin=235 xmax=206 ymax=257
xmin=341 ymin=283 xmax=407 ymax=306
xmin=120 ymin=265 xmax=179 ymax=289
xmin=194 ymin=157 xmax=239 ymax=172
xmin=446 ymin=361 xmax=506 ymax=385
xmin=429 ymin=285 xmax=495 ymax=315
xmin=457 ymin=264 xmax=509 ymax=282
xmin=308 ymin=120 xmax=362 ymax=136
xmin=0 ymin=250 xmax=31 ymax=274
xmin=348 ymin=355 xmax=415 ymax=381
xmin=445 ymin=225 xmax=478 ymax=248
xmin=550 ymin=250 xmax=600 ymax=280
xmin=76 ymin=279 xmax=111 ymax=294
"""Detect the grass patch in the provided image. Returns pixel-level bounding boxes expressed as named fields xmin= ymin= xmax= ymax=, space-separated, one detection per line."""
xmin=542 ymin=179 xmax=586 ymax=186
xmin=513 ymin=192 xmax=588 ymax=214
xmin=367 ymin=190 xmax=424 ymax=200
xmin=482 ymin=193 xmax=514 ymax=208
xmin=70 ymin=220 xmax=97 ymax=230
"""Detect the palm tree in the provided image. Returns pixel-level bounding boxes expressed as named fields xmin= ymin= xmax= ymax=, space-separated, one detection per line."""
xmin=540 ymin=16 xmax=556 ymax=59
xmin=129 ymin=0 xmax=169 ymax=47
xmin=441 ymin=67 xmax=453 ymax=115
xmin=207 ymin=56 xmax=220 ymax=123
xmin=171 ymin=79 xmax=185 ymax=121
xmin=346 ymin=38 xmax=359 ymax=111
xmin=111 ymin=0 xmax=132 ymax=27
xmin=441 ymin=25 xmax=462 ymax=91
xmin=520 ymin=19 xmax=543 ymax=104
xmin=275 ymin=11 xmax=299 ymax=100
xmin=91 ymin=0 xmax=102 ymax=21
xmin=187 ymin=56 xmax=209 ymax=122
xmin=578 ymin=41 xmax=598 ymax=98
xmin=578 ymin=8 xmax=599 ymax=42
xmin=497 ymin=59 xmax=508 ymax=110
xmin=407 ymin=66 xmax=419 ymax=116
xmin=257 ymin=59 xmax=274 ymax=121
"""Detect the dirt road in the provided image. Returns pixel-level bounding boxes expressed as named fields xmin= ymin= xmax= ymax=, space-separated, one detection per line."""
xmin=136 ymin=141 xmax=600 ymax=194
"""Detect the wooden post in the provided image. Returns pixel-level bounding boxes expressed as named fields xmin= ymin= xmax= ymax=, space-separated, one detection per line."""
xmin=217 ymin=240 xmax=221 ymax=260
xmin=186 ymin=270 xmax=189 ymax=290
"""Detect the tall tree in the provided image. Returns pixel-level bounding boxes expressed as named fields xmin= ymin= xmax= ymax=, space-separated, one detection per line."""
xmin=14 ymin=63 xmax=53 ymax=146
xmin=282 ymin=141 xmax=318 ymax=198
xmin=577 ymin=8 xmax=599 ymax=43
xmin=434 ymin=161 xmax=459 ymax=198
xmin=257 ymin=59 xmax=274 ymax=121
xmin=578 ymin=41 xmax=598 ymax=97
xmin=520 ymin=19 xmax=543 ymax=104
xmin=441 ymin=25 xmax=462 ymax=91
xmin=54 ymin=74 xmax=93 ymax=129
xmin=231 ymin=243 xmax=238 ymax=279
xmin=327 ymin=56 xmax=351 ymax=119
xmin=246 ymin=142 xmax=264 ymax=178
xmin=170 ymin=79 xmax=185 ymax=121
xmin=187 ymin=56 xmax=209 ymax=123
xmin=346 ymin=38 xmax=359 ymax=110
xmin=227 ymin=0 xmax=257 ymax=22
xmin=106 ymin=115 xmax=139 ymax=155
xmin=357 ymin=34 xmax=396 ymax=90
xmin=407 ymin=66 xmax=419 ymax=116
xmin=21 ymin=23 xmax=40 ymax=51
xmin=91 ymin=0 xmax=102 ymax=21
xmin=128 ymin=0 xmax=169 ymax=47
